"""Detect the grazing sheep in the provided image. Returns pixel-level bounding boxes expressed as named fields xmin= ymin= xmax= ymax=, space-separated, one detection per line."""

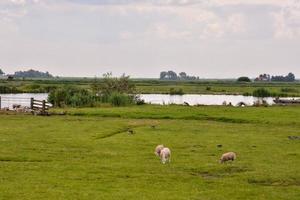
xmin=16 ymin=107 xmax=25 ymax=113
xmin=150 ymin=125 xmax=156 ymax=129
xmin=220 ymin=152 xmax=237 ymax=163
xmin=160 ymin=147 xmax=171 ymax=164
xmin=154 ymin=144 xmax=164 ymax=157
xmin=127 ymin=129 xmax=134 ymax=134
xmin=24 ymin=107 xmax=33 ymax=113
xmin=12 ymin=104 xmax=21 ymax=110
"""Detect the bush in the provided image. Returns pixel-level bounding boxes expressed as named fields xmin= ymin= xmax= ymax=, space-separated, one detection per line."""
xmin=281 ymin=88 xmax=298 ymax=93
xmin=237 ymin=77 xmax=251 ymax=82
xmin=48 ymin=87 xmax=98 ymax=107
xmin=243 ymin=92 xmax=252 ymax=96
xmin=108 ymin=92 xmax=133 ymax=107
xmin=206 ymin=86 xmax=211 ymax=91
xmin=252 ymin=88 xmax=271 ymax=97
xmin=169 ymin=88 xmax=184 ymax=95
xmin=94 ymin=73 xmax=136 ymax=96
xmin=134 ymin=95 xmax=146 ymax=105
xmin=0 ymin=85 xmax=20 ymax=93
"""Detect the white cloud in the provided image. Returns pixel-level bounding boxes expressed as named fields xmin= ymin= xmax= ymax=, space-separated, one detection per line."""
xmin=209 ymin=0 xmax=287 ymax=6
xmin=272 ymin=0 xmax=300 ymax=39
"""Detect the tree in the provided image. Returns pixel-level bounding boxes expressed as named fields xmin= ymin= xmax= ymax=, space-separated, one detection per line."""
xmin=271 ymin=72 xmax=295 ymax=82
xmin=167 ymin=71 xmax=178 ymax=80
xmin=98 ymin=73 xmax=136 ymax=96
xmin=179 ymin=72 xmax=187 ymax=79
xmin=287 ymin=72 xmax=295 ymax=82
xmin=237 ymin=76 xmax=251 ymax=82
xmin=13 ymin=69 xmax=53 ymax=78
xmin=160 ymin=71 xmax=167 ymax=80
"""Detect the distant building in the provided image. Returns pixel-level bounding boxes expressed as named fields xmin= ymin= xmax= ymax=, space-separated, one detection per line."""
xmin=255 ymin=74 xmax=271 ymax=82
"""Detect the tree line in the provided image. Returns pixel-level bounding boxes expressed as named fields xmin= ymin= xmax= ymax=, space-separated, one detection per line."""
xmin=160 ymin=71 xmax=199 ymax=80
xmin=254 ymin=73 xmax=295 ymax=82
xmin=0 ymin=68 xmax=53 ymax=78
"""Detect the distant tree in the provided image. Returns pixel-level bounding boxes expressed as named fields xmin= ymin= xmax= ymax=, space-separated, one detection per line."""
xmin=7 ymin=75 xmax=14 ymax=81
xmin=287 ymin=72 xmax=295 ymax=82
xmin=179 ymin=72 xmax=187 ymax=79
xmin=13 ymin=69 xmax=53 ymax=78
xmin=167 ymin=71 xmax=178 ymax=80
xmin=159 ymin=70 xmax=199 ymax=80
xmin=271 ymin=72 xmax=295 ymax=82
xmin=0 ymin=69 xmax=4 ymax=75
xmin=160 ymin=71 xmax=167 ymax=80
xmin=237 ymin=76 xmax=251 ymax=82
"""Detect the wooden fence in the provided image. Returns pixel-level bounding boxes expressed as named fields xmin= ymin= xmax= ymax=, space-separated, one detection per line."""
xmin=0 ymin=96 xmax=52 ymax=115
xmin=30 ymin=98 xmax=52 ymax=114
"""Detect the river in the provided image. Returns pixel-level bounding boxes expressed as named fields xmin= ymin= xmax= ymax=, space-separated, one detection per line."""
xmin=0 ymin=93 xmax=285 ymax=108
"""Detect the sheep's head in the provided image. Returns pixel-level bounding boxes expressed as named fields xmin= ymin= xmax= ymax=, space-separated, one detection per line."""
xmin=155 ymin=145 xmax=164 ymax=156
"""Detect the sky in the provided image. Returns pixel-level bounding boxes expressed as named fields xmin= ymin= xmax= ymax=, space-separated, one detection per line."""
xmin=0 ymin=0 xmax=300 ymax=78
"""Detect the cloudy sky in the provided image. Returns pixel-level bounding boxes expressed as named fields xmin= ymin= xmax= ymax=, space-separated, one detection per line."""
xmin=0 ymin=0 xmax=300 ymax=78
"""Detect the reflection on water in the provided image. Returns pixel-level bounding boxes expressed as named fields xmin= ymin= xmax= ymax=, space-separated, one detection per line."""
xmin=140 ymin=94 xmax=276 ymax=106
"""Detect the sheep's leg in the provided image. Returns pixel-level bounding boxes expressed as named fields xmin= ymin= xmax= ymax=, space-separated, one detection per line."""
xmin=161 ymin=156 xmax=166 ymax=164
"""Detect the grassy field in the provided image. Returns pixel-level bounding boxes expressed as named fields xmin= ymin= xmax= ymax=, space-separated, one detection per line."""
xmin=1 ymin=78 xmax=300 ymax=96
xmin=0 ymin=105 xmax=300 ymax=199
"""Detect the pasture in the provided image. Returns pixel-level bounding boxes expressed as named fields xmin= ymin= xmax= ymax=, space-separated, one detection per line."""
xmin=0 ymin=105 xmax=300 ymax=199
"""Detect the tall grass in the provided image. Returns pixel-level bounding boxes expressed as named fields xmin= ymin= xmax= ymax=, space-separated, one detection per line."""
xmin=108 ymin=92 xmax=134 ymax=106
xmin=252 ymin=88 xmax=271 ymax=97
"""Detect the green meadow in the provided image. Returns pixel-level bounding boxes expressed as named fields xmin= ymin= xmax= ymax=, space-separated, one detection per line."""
xmin=0 ymin=105 xmax=300 ymax=199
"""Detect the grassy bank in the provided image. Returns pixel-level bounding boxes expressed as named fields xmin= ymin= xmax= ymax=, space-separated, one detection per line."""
xmin=1 ymin=78 xmax=300 ymax=96
xmin=0 ymin=105 xmax=299 ymax=199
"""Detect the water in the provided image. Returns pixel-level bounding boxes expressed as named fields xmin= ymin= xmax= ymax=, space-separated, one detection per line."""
xmin=139 ymin=94 xmax=276 ymax=106
xmin=0 ymin=93 xmax=296 ymax=108
xmin=0 ymin=93 xmax=48 ymax=109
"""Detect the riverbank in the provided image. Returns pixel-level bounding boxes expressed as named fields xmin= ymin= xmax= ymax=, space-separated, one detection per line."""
xmin=1 ymin=79 xmax=300 ymax=97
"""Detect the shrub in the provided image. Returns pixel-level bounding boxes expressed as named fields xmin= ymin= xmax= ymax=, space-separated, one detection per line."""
xmin=281 ymin=88 xmax=298 ymax=93
xmin=108 ymin=92 xmax=133 ymax=106
xmin=169 ymin=88 xmax=184 ymax=95
xmin=237 ymin=77 xmax=251 ymax=82
xmin=252 ymin=88 xmax=271 ymax=97
xmin=95 ymin=73 xmax=136 ymax=96
xmin=48 ymin=87 xmax=98 ymax=107
xmin=243 ymin=92 xmax=252 ymax=96
xmin=0 ymin=85 xmax=20 ymax=93
xmin=206 ymin=86 xmax=211 ymax=91
xmin=134 ymin=95 xmax=146 ymax=105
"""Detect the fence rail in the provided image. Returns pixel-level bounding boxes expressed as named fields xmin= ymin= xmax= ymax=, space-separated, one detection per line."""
xmin=30 ymin=98 xmax=51 ymax=114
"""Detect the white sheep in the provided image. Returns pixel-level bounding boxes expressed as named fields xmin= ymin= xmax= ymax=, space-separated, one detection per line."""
xmin=219 ymin=152 xmax=237 ymax=163
xmin=154 ymin=144 xmax=164 ymax=157
xmin=160 ymin=147 xmax=171 ymax=164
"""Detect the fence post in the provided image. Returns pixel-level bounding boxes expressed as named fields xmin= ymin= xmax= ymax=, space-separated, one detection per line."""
xmin=42 ymin=100 xmax=46 ymax=114
xmin=30 ymin=98 xmax=34 ymax=109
